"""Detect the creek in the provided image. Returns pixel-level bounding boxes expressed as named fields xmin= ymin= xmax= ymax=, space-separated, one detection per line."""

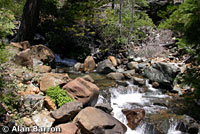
xmin=55 ymin=56 xmax=199 ymax=134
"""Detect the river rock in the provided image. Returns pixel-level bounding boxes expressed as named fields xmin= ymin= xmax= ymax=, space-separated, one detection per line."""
xmin=108 ymin=56 xmax=117 ymax=67
xmin=14 ymin=44 xmax=55 ymax=67
xmin=107 ymin=72 xmax=125 ymax=80
xmin=63 ymin=77 xmax=99 ymax=106
xmin=73 ymin=107 xmax=127 ymax=134
xmin=83 ymin=56 xmax=96 ymax=72
xmin=51 ymin=101 xmax=83 ymax=123
xmin=40 ymin=73 xmax=70 ymax=92
xmin=122 ymin=109 xmax=145 ymax=130
xmin=123 ymin=70 xmax=135 ymax=79
xmin=96 ymin=59 xmax=116 ymax=74
xmin=117 ymin=80 xmax=129 ymax=87
xmin=143 ymin=62 xmax=180 ymax=90
xmin=73 ymin=62 xmax=82 ymax=72
xmin=82 ymin=75 xmax=94 ymax=83
xmin=133 ymin=77 xmax=145 ymax=86
xmin=44 ymin=96 xmax=57 ymax=111
xmin=32 ymin=110 xmax=55 ymax=127
xmin=127 ymin=62 xmax=138 ymax=70
xmin=35 ymin=65 xmax=51 ymax=73
xmin=95 ymin=103 xmax=113 ymax=114
xmin=53 ymin=123 xmax=78 ymax=134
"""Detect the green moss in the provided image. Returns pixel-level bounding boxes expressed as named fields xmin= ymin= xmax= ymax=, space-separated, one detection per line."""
xmin=45 ymin=86 xmax=74 ymax=107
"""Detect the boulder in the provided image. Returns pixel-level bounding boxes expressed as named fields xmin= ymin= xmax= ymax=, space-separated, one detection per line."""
xmin=127 ymin=62 xmax=138 ymax=70
xmin=40 ymin=73 xmax=70 ymax=92
xmin=51 ymin=101 xmax=83 ymax=123
xmin=107 ymin=72 xmax=125 ymax=80
xmin=122 ymin=109 xmax=145 ymax=130
xmin=32 ymin=110 xmax=55 ymax=128
xmin=108 ymin=56 xmax=118 ymax=67
xmin=84 ymin=56 xmax=96 ymax=72
xmin=82 ymin=75 xmax=94 ymax=83
xmin=96 ymin=59 xmax=116 ymax=74
xmin=73 ymin=62 xmax=83 ymax=72
xmin=18 ymin=83 xmax=40 ymax=96
xmin=73 ymin=107 xmax=127 ymax=134
xmin=63 ymin=78 xmax=99 ymax=106
xmin=95 ymin=103 xmax=113 ymax=114
xmin=123 ymin=70 xmax=135 ymax=79
xmin=144 ymin=62 xmax=180 ymax=90
xmin=53 ymin=123 xmax=78 ymax=134
xmin=10 ymin=41 xmax=31 ymax=50
xmin=133 ymin=77 xmax=145 ymax=86
xmin=14 ymin=44 xmax=55 ymax=67
xmin=35 ymin=65 xmax=51 ymax=73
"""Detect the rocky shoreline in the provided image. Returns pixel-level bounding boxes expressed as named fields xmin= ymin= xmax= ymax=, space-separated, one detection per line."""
xmin=0 ymin=40 xmax=200 ymax=134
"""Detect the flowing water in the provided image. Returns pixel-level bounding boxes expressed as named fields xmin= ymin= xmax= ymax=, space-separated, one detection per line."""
xmin=55 ymin=57 xmax=199 ymax=134
xmin=98 ymin=81 xmax=184 ymax=134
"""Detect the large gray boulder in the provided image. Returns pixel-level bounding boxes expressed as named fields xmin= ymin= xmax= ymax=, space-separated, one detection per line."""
xmin=96 ymin=59 xmax=116 ymax=74
xmin=144 ymin=62 xmax=179 ymax=90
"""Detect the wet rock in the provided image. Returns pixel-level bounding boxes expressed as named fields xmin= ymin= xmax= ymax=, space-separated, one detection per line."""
xmin=122 ymin=109 xmax=145 ymax=130
xmin=127 ymin=62 xmax=138 ymax=70
xmin=108 ymin=56 xmax=117 ymax=67
xmin=96 ymin=59 xmax=116 ymax=74
xmin=32 ymin=110 xmax=55 ymax=127
xmin=73 ymin=107 xmax=127 ymax=134
xmin=19 ymin=94 xmax=45 ymax=115
xmin=82 ymin=75 xmax=94 ymax=83
xmin=116 ymin=80 xmax=129 ymax=87
xmin=54 ymin=123 xmax=78 ymax=134
xmin=152 ymin=82 xmax=160 ymax=88
xmin=63 ymin=77 xmax=99 ymax=106
xmin=144 ymin=62 xmax=180 ymax=90
xmin=11 ymin=41 xmax=30 ymax=50
xmin=83 ymin=56 xmax=96 ymax=72
xmin=133 ymin=77 xmax=145 ymax=86
xmin=40 ymin=73 xmax=70 ymax=92
xmin=95 ymin=103 xmax=113 ymax=114
xmin=44 ymin=96 xmax=57 ymax=111
xmin=14 ymin=44 xmax=55 ymax=67
xmin=35 ymin=65 xmax=51 ymax=73
xmin=123 ymin=70 xmax=135 ymax=79
xmin=51 ymin=101 xmax=83 ymax=123
xmin=107 ymin=72 xmax=125 ymax=80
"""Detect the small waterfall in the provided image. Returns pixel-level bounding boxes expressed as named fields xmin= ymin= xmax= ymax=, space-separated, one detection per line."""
xmin=107 ymin=81 xmax=182 ymax=134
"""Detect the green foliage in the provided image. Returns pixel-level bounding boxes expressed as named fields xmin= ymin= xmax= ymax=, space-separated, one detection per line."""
xmin=159 ymin=0 xmax=200 ymax=98
xmin=0 ymin=9 xmax=15 ymax=38
xmin=0 ymin=0 xmax=25 ymax=18
xmin=100 ymin=1 xmax=154 ymax=45
xmin=45 ymin=86 xmax=74 ymax=107
xmin=157 ymin=5 xmax=178 ymax=20
xmin=0 ymin=76 xmax=20 ymax=111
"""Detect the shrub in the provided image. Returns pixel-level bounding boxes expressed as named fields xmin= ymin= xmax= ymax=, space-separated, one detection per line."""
xmin=45 ymin=86 xmax=74 ymax=107
xmin=0 ymin=8 xmax=15 ymax=38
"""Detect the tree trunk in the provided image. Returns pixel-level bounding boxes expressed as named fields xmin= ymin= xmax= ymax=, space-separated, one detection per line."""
xmin=13 ymin=0 xmax=42 ymax=42
xmin=112 ymin=0 xmax=115 ymax=9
